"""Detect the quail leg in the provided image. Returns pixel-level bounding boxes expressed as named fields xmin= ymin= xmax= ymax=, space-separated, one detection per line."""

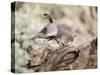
xmin=54 ymin=39 xmax=64 ymax=47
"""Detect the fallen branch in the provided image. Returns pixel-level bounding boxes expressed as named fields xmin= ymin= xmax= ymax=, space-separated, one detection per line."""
xmin=23 ymin=38 xmax=97 ymax=72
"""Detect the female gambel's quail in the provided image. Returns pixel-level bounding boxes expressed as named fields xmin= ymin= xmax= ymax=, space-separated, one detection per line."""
xmin=32 ymin=13 xmax=76 ymax=46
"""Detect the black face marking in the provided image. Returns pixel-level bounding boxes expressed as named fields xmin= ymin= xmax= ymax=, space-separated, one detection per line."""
xmin=41 ymin=27 xmax=47 ymax=34
xmin=48 ymin=18 xmax=53 ymax=23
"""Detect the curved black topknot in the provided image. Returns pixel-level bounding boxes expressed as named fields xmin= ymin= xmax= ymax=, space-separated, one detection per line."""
xmin=44 ymin=13 xmax=53 ymax=23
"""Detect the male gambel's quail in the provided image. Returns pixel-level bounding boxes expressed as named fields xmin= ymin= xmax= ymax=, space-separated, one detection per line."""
xmin=32 ymin=13 xmax=76 ymax=46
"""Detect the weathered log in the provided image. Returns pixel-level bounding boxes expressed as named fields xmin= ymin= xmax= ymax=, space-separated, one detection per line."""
xmin=23 ymin=38 xmax=97 ymax=72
